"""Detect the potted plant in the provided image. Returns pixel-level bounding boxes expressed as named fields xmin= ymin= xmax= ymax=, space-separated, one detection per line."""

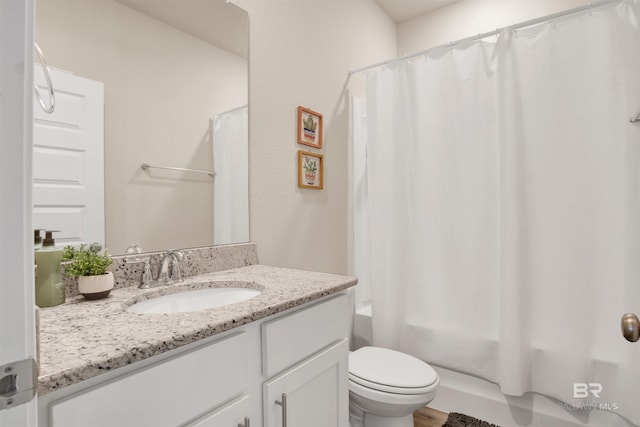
xmin=63 ymin=243 xmax=114 ymax=300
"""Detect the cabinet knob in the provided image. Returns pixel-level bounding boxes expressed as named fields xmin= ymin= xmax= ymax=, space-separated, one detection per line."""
xmin=275 ymin=393 xmax=288 ymax=427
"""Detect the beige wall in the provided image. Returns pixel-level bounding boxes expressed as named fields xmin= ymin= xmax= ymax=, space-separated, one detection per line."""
xmin=36 ymin=0 xmax=247 ymax=254
xmin=37 ymin=0 xmax=589 ymax=271
xmin=235 ymin=0 xmax=396 ymax=274
xmin=398 ymin=0 xmax=585 ymax=54
xmin=237 ymin=0 xmax=588 ymax=275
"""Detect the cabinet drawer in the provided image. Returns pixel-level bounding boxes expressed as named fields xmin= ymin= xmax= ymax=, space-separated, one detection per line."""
xmin=50 ymin=331 xmax=248 ymax=427
xmin=185 ymin=395 xmax=251 ymax=427
xmin=261 ymin=293 xmax=349 ymax=377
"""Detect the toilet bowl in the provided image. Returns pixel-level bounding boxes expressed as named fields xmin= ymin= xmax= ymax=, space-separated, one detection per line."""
xmin=348 ymin=346 xmax=439 ymax=427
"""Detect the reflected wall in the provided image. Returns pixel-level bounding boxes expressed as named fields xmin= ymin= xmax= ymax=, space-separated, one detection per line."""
xmin=36 ymin=0 xmax=248 ymax=253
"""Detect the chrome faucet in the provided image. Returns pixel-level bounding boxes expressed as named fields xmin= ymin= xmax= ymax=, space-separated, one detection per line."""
xmin=157 ymin=250 xmax=185 ymax=285
xmin=169 ymin=250 xmax=185 ymax=283
xmin=125 ymin=257 xmax=153 ymax=289
xmin=157 ymin=251 xmax=173 ymax=285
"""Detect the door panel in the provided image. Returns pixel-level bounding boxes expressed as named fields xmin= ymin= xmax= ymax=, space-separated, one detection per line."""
xmin=0 ymin=0 xmax=38 ymax=425
xmin=33 ymin=66 xmax=104 ymax=247
xmin=263 ymin=340 xmax=349 ymax=427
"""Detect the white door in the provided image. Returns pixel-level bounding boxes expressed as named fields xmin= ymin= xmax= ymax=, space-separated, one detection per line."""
xmin=263 ymin=340 xmax=349 ymax=427
xmin=0 ymin=0 xmax=38 ymax=426
xmin=33 ymin=67 xmax=104 ymax=247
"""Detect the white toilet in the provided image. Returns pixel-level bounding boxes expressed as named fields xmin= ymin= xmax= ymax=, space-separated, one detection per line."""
xmin=348 ymin=346 xmax=439 ymax=427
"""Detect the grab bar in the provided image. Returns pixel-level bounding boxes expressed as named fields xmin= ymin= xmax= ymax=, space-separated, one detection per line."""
xmin=141 ymin=163 xmax=215 ymax=178
xmin=34 ymin=42 xmax=55 ymax=114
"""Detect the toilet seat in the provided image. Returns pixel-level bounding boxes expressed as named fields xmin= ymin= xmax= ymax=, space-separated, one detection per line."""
xmin=349 ymin=376 xmax=437 ymax=408
xmin=349 ymin=346 xmax=438 ymax=395
xmin=349 ymin=373 xmax=437 ymax=395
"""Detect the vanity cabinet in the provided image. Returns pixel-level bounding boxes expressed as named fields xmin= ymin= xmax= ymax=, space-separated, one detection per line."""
xmin=261 ymin=293 xmax=350 ymax=427
xmin=39 ymin=292 xmax=350 ymax=427
xmin=263 ymin=339 xmax=349 ymax=427
xmin=185 ymin=395 xmax=251 ymax=427
xmin=48 ymin=331 xmax=252 ymax=427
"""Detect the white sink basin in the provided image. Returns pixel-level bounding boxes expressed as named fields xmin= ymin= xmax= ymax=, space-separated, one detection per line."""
xmin=127 ymin=287 xmax=261 ymax=314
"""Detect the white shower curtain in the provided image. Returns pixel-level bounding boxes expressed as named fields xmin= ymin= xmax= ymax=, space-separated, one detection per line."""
xmin=213 ymin=105 xmax=249 ymax=245
xmin=360 ymin=1 xmax=640 ymax=423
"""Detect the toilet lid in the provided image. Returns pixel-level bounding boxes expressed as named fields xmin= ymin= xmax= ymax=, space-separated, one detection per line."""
xmin=349 ymin=347 xmax=438 ymax=392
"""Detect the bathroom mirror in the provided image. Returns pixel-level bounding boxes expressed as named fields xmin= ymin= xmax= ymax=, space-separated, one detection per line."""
xmin=34 ymin=0 xmax=249 ymax=254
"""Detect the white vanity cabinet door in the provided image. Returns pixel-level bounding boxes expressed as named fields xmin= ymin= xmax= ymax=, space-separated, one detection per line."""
xmin=185 ymin=395 xmax=251 ymax=427
xmin=263 ymin=339 xmax=349 ymax=427
xmin=49 ymin=332 xmax=248 ymax=427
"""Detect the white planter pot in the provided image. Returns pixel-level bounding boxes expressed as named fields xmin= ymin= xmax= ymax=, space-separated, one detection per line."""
xmin=78 ymin=272 xmax=114 ymax=300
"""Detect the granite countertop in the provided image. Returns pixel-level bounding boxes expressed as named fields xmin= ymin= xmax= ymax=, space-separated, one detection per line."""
xmin=38 ymin=264 xmax=357 ymax=396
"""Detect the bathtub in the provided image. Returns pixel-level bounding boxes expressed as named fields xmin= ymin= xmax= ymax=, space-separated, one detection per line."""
xmin=351 ymin=304 xmax=636 ymax=427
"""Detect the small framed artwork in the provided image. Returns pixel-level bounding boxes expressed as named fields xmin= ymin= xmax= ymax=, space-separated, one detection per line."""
xmin=297 ymin=106 xmax=323 ymax=149
xmin=298 ymin=150 xmax=324 ymax=189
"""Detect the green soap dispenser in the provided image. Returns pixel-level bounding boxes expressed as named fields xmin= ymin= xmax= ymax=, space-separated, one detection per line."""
xmin=34 ymin=231 xmax=65 ymax=307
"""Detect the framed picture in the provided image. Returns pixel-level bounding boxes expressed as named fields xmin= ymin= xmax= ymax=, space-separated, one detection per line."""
xmin=297 ymin=106 xmax=323 ymax=149
xmin=298 ymin=150 xmax=323 ymax=189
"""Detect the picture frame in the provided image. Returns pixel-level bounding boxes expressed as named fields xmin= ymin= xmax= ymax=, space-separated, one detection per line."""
xmin=298 ymin=150 xmax=324 ymax=189
xmin=297 ymin=106 xmax=323 ymax=149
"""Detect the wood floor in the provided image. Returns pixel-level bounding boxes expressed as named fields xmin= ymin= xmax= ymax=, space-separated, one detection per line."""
xmin=413 ymin=407 xmax=449 ymax=427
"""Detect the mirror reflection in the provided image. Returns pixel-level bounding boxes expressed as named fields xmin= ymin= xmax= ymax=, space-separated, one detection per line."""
xmin=34 ymin=0 xmax=249 ymax=255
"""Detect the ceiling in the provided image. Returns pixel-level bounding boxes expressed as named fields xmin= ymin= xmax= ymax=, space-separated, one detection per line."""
xmin=375 ymin=0 xmax=461 ymax=23
xmin=115 ymin=0 xmax=248 ymax=58
xmin=114 ymin=0 xmax=462 ymax=59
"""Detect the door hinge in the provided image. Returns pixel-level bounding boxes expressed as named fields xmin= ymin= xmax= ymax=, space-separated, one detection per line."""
xmin=0 ymin=359 xmax=37 ymax=411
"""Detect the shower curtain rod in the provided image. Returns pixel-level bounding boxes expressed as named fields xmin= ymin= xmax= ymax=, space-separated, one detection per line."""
xmin=348 ymin=0 xmax=620 ymax=75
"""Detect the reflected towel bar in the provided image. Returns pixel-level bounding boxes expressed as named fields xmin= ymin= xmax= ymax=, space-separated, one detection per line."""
xmin=141 ymin=163 xmax=216 ymax=177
